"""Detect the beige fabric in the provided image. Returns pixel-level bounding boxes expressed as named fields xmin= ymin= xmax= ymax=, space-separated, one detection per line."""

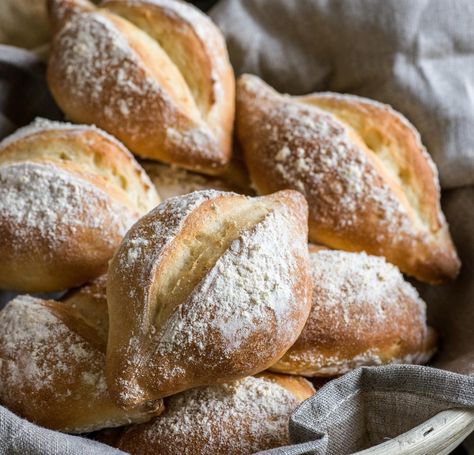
xmin=420 ymin=186 xmax=474 ymax=375
xmin=0 ymin=406 xmax=124 ymax=455
xmin=259 ymin=365 xmax=474 ymax=455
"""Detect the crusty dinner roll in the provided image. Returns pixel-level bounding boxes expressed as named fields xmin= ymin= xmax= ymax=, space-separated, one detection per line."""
xmin=62 ymin=274 xmax=110 ymax=343
xmin=271 ymin=247 xmax=437 ymax=377
xmin=0 ymin=294 xmax=163 ymax=433
xmin=236 ymin=74 xmax=460 ymax=284
xmin=141 ymin=160 xmax=253 ymax=201
xmin=101 ymin=373 xmax=315 ymax=455
xmin=0 ymin=118 xmax=159 ymax=293
xmin=47 ymin=0 xmax=235 ymax=175
xmin=106 ymin=189 xmax=312 ymax=408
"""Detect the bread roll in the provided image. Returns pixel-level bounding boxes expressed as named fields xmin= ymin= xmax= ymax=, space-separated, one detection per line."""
xmin=101 ymin=373 xmax=315 ymax=455
xmin=236 ymin=74 xmax=460 ymax=284
xmin=0 ymin=295 xmax=163 ymax=433
xmin=141 ymin=161 xmax=252 ymax=201
xmin=62 ymin=274 xmax=109 ymax=343
xmin=271 ymin=248 xmax=437 ymax=376
xmin=0 ymin=118 xmax=159 ymax=292
xmin=106 ymin=189 xmax=312 ymax=408
xmin=47 ymin=0 xmax=235 ymax=175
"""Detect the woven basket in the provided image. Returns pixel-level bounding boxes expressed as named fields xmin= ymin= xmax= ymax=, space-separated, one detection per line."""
xmin=353 ymin=409 xmax=474 ymax=454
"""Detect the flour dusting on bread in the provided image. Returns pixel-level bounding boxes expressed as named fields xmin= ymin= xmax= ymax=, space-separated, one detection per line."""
xmin=256 ymin=99 xmax=415 ymax=244
xmin=157 ymin=203 xmax=305 ymax=358
xmin=53 ymin=11 xmax=160 ymax=136
xmin=0 ymin=296 xmax=106 ymax=398
xmin=0 ymin=162 xmax=135 ymax=252
xmin=309 ymin=250 xmax=424 ymax=323
xmin=117 ymin=190 xmax=225 ymax=287
xmin=271 ymin=248 xmax=435 ymax=377
xmin=0 ymin=117 xmax=126 ymax=151
xmin=117 ymin=376 xmax=298 ymax=454
xmin=237 ymin=74 xmax=460 ymax=283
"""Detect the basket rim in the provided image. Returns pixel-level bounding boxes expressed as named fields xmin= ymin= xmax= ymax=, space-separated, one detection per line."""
xmin=352 ymin=408 xmax=474 ymax=455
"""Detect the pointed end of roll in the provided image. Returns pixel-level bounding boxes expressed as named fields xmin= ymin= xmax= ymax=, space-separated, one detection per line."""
xmin=47 ymin=0 xmax=96 ymax=32
xmin=236 ymin=73 xmax=279 ymax=108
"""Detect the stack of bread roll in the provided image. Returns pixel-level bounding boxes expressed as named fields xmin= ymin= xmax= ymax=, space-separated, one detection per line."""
xmin=0 ymin=0 xmax=460 ymax=454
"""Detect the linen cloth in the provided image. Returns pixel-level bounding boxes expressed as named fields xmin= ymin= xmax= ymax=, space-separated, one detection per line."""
xmin=0 ymin=0 xmax=474 ymax=453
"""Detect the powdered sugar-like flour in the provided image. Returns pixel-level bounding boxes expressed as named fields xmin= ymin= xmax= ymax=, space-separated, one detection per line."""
xmin=119 ymin=376 xmax=298 ymax=454
xmin=0 ymin=296 xmax=107 ymax=401
xmin=0 ymin=161 xmax=135 ymax=254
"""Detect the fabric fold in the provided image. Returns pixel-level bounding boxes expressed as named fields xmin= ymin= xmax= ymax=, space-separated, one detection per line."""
xmin=259 ymin=365 xmax=474 ymax=454
xmin=0 ymin=406 xmax=123 ymax=455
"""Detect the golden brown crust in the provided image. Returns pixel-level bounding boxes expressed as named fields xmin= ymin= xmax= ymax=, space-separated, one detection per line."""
xmin=100 ymin=374 xmax=315 ymax=455
xmin=47 ymin=0 xmax=95 ymax=32
xmin=270 ymin=249 xmax=437 ymax=377
xmin=0 ymin=119 xmax=159 ymax=214
xmin=0 ymin=295 xmax=163 ymax=433
xmin=141 ymin=160 xmax=253 ymax=201
xmin=62 ymin=275 xmax=109 ymax=343
xmin=47 ymin=0 xmax=235 ymax=175
xmin=236 ymin=74 xmax=460 ymax=284
xmin=256 ymin=372 xmax=316 ymax=401
xmin=0 ymin=119 xmax=159 ymax=293
xmin=106 ymin=189 xmax=312 ymax=408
